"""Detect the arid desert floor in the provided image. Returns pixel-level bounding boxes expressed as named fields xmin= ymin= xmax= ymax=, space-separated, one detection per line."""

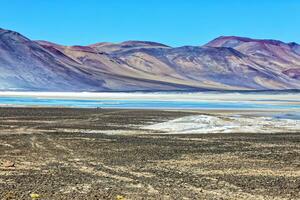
xmin=0 ymin=108 xmax=299 ymax=199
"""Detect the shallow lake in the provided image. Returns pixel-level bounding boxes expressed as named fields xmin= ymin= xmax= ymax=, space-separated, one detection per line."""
xmin=0 ymin=94 xmax=300 ymax=110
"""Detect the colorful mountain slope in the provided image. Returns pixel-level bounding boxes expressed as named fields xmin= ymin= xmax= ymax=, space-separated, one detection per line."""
xmin=1 ymin=28 xmax=300 ymax=91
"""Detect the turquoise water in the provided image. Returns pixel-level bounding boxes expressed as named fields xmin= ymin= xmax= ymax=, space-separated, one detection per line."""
xmin=0 ymin=96 xmax=300 ymax=110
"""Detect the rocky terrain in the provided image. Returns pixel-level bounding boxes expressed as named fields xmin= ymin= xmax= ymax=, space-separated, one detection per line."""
xmin=0 ymin=108 xmax=299 ymax=199
xmin=1 ymin=28 xmax=300 ymax=91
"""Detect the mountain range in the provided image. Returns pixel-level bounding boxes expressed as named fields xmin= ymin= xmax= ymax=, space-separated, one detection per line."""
xmin=1 ymin=27 xmax=300 ymax=91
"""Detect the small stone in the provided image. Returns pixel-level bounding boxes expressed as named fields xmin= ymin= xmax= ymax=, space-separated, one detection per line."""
xmin=2 ymin=160 xmax=15 ymax=168
xmin=30 ymin=193 xmax=40 ymax=199
xmin=116 ymin=195 xmax=126 ymax=200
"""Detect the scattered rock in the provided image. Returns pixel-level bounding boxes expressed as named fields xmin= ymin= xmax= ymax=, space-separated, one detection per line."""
xmin=3 ymin=191 xmax=16 ymax=200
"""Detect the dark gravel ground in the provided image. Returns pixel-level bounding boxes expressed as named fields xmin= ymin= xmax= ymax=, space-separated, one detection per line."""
xmin=0 ymin=107 xmax=299 ymax=200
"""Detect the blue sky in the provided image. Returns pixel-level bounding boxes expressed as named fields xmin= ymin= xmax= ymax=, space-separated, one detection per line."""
xmin=1 ymin=0 xmax=299 ymax=47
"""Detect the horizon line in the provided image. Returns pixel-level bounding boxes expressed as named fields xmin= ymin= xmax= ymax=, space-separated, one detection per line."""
xmin=1 ymin=27 xmax=299 ymax=48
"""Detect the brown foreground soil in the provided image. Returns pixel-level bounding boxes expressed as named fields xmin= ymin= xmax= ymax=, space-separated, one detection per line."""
xmin=0 ymin=107 xmax=299 ymax=200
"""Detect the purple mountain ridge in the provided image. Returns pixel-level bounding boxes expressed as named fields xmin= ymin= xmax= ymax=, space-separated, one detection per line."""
xmin=1 ymin=28 xmax=300 ymax=91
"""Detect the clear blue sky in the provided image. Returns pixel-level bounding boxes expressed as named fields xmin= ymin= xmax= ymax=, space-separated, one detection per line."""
xmin=1 ymin=0 xmax=299 ymax=47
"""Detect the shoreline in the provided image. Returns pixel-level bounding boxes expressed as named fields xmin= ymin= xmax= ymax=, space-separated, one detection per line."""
xmin=0 ymin=91 xmax=299 ymax=101
xmin=0 ymin=105 xmax=298 ymax=113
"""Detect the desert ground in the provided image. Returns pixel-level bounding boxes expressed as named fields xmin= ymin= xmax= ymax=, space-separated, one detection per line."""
xmin=0 ymin=107 xmax=299 ymax=200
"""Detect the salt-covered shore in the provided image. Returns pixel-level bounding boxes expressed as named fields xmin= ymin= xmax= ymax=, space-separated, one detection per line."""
xmin=144 ymin=114 xmax=300 ymax=134
xmin=0 ymin=92 xmax=299 ymax=134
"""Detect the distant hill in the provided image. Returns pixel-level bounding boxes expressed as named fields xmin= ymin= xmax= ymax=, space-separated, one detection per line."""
xmin=1 ymin=28 xmax=300 ymax=91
